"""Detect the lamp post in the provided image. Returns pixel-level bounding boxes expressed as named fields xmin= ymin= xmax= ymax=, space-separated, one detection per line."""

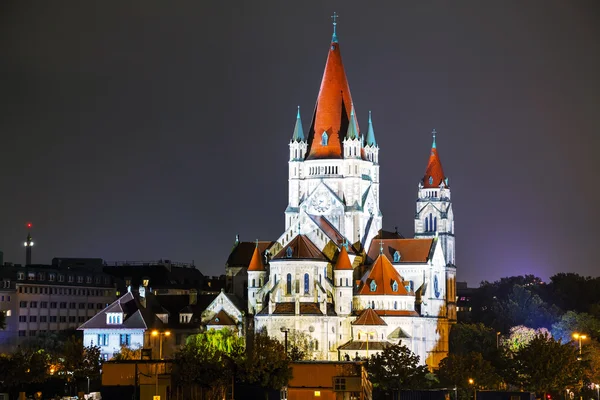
xmin=469 ymin=378 xmax=476 ymax=400
xmin=152 ymin=330 xmax=171 ymax=360
xmin=357 ymin=330 xmax=376 ymax=359
xmin=496 ymin=332 xmax=501 ymax=349
xmin=280 ymin=327 xmax=290 ymax=355
xmin=572 ymin=333 xmax=587 ymax=356
xmin=595 ymin=384 xmax=599 ymax=400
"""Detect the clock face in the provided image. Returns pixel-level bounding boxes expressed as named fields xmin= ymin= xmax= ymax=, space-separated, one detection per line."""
xmin=434 ymin=275 xmax=440 ymax=298
xmin=310 ymin=193 xmax=331 ymax=213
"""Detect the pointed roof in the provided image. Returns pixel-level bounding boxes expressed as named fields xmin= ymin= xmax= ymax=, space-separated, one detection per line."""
xmin=247 ymin=245 xmax=265 ymax=272
xmin=292 ymin=106 xmax=305 ymax=142
xmin=345 ymin=104 xmax=359 ymax=140
xmin=334 ymin=245 xmax=353 ymax=270
xmin=422 ymin=129 xmax=448 ymax=188
xmin=306 ymin=29 xmax=355 ymax=160
xmin=358 ymin=254 xmax=409 ymax=296
xmin=353 ymin=308 xmax=387 ymax=326
xmin=365 ymin=111 xmax=377 ymax=147
xmin=206 ymin=309 xmax=236 ymax=326
xmin=366 ymin=238 xmax=434 ymax=264
xmin=272 ymin=234 xmax=328 ymax=261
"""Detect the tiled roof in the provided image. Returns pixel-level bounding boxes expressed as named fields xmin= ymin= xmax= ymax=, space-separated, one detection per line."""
xmin=358 ymin=254 xmax=409 ymax=296
xmin=226 ymin=241 xmax=274 ymax=268
xmin=338 ymin=340 xmax=392 ymax=351
xmin=306 ymin=39 xmax=355 ymax=160
xmin=308 ymin=215 xmax=352 ymax=250
xmin=374 ymin=310 xmax=419 ymax=317
xmin=352 ymin=308 xmax=387 ymax=326
xmin=334 ymin=246 xmax=353 ymax=271
xmin=78 ymin=292 xmax=152 ymax=330
xmin=206 ymin=309 xmax=236 ymax=326
xmin=272 ymin=235 xmax=328 ymax=261
xmin=388 ymin=326 xmax=411 ymax=339
xmin=422 ymin=136 xmax=447 ymax=188
xmin=366 ymin=238 xmax=434 ymax=264
xmin=247 ymin=246 xmax=265 ymax=272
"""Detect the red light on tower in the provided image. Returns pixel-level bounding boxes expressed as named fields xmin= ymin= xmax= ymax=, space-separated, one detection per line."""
xmin=26 ymin=223 xmax=32 ymax=229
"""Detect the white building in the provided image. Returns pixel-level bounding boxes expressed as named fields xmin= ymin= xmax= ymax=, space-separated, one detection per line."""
xmin=237 ymin=19 xmax=457 ymax=368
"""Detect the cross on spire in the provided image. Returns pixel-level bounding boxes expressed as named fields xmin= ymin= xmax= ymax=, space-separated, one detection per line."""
xmin=331 ymin=12 xmax=339 ymax=43
xmin=379 ymin=240 xmax=384 ymax=255
xmin=432 ymin=128 xmax=437 ymax=149
xmin=255 ymin=238 xmax=259 ymax=248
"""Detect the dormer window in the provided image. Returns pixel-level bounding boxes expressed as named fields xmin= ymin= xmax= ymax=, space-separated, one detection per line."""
xmin=142 ymin=279 xmax=150 ymax=287
xmin=286 ymin=247 xmax=293 ymax=258
xmin=429 ymin=176 xmax=433 ymax=185
xmin=77 ymin=276 xmax=83 ymax=283
xmin=180 ymin=313 xmax=192 ymax=323
xmin=107 ymin=312 xmax=123 ymax=325
xmin=393 ymin=251 xmax=401 ymax=263
xmin=58 ymin=274 xmax=64 ymax=282
xmin=49 ymin=273 xmax=56 ymax=282
xmin=321 ymin=131 xmax=328 ymax=146
xmin=370 ymin=280 xmax=377 ymax=292
xmin=392 ymin=280 xmax=398 ymax=292
xmin=28 ymin=272 xmax=35 ymax=281
xmin=68 ymin=275 xmax=74 ymax=283
xmin=17 ymin=272 xmax=24 ymax=281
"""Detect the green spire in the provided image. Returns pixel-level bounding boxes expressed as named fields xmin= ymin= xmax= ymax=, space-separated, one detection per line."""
xmin=365 ymin=110 xmax=377 ymax=147
xmin=345 ymin=103 xmax=358 ymax=140
xmin=292 ymin=106 xmax=305 ymax=142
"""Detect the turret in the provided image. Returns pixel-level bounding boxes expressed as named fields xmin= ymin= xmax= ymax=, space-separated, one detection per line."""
xmin=364 ymin=111 xmax=379 ymax=164
xmin=333 ymin=244 xmax=354 ymax=316
xmin=247 ymin=242 xmax=267 ymax=315
xmin=343 ymin=104 xmax=361 ymax=160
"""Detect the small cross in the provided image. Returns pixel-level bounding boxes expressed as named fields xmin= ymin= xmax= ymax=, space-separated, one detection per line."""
xmin=431 ymin=129 xmax=437 ymax=148
xmin=255 ymin=238 xmax=259 ymax=248
xmin=379 ymin=240 xmax=384 ymax=255
xmin=331 ymin=12 xmax=339 ymax=42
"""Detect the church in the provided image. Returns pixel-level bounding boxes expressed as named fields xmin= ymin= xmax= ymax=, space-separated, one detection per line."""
xmin=226 ymin=16 xmax=456 ymax=368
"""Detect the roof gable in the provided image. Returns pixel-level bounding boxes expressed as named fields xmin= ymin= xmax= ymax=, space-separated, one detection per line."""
xmin=352 ymin=308 xmax=387 ymax=326
xmin=366 ymin=238 xmax=434 ymax=264
xmin=358 ymin=254 xmax=409 ymax=296
xmin=272 ymin=234 xmax=328 ymax=261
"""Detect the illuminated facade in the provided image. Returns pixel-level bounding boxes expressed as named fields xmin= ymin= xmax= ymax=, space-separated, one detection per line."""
xmin=239 ymin=18 xmax=456 ymax=368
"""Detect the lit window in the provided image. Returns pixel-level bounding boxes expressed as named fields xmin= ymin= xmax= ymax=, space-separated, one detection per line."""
xmin=393 ymin=251 xmax=401 ymax=263
xmin=314 ymin=391 xmax=321 ymax=397
xmin=321 ymin=131 xmax=328 ymax=146
xmin=370 ymin=280 xmax=377 ymax=292
xmin=392 ymin=280 xmax=398 ymax=292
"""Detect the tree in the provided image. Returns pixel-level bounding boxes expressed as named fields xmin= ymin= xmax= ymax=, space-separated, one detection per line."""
xmin=450 ymin=323 xmax=498 ymax=359
xmin=437 ymin=352 xmax=501 ymax=392
xmin=503 ymin=325 xmax=550 ymax=353
xmin=59 ymin=336 xmax=102 ymax=394
xmin=286 ymin=329 xmax=311 ymax=360
xmin=369 ymin=343 xmax=430 ymax=397
xmin=551 ymin=311 xmax=600 ymax=343
xmin=112 ymin=345 xmax=142 ymax=360
xmin=509 ymin=333 xmax=584 ymax=396
xmin=239 ymin=328 xmax=291 ymax=400
xmin=491 ymin=285 xmax=557 ymax=331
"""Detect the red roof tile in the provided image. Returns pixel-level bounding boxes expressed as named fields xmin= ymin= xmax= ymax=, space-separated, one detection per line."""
xmin=273 ymin=235 xmax=328 ymax=261
xmin=272 ymin=302 xmax=325 ymax=315
xmin=334 ymin=246 xmax=353 ymax=270
xmin=423 ymin=146 xmax=447 ymax=188
xmin=306 ymin=40 xmax=355 ymax=160
xmin=206 ymin=309 xmax=236 ymax=326
xmin=358 ymin=254 xmax=408 ymax=296
xmin=374 ymin=310 xmax=419 ymax=317
xmin=352 ymin=308 xmax=387 ymax=326
xmin=366 ymin=238 xmax=434 ymax=264
xmin=247 ymin=246 xmax=265 ymax=272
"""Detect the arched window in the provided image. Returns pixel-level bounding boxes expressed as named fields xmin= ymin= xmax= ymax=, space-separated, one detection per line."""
xmin=429 ymin=213 xmax=433 ymax=232
xmin=340 ymin=278 xmax=342 ymax=286
xmin=371 ymin=301 xmax=375 ymax=309
xmin=346 ymin=278 xmax=349 ymax=286
xmin=393 ymin=251 xmax=401 ymax=263
xmin=425 ymin=218 xmax=429 ymax=232
xmin=429 ymin=176 xmax=433 ymax=185
xmin=370 ymin=280 xmax=377 ymax=292
xmin=434 ymin=216 xmax=437 ymax=232
xmin=286 ymin=274 xmax=292 ymax=295
xmin=394 ymin=301 xmax=398 ymax=309
xmin=321 ymin=131 xmax=328 ymax=146
xmin=392 ymin=280 xmax=398 ymax=292
xmin=252 ymin=279 xmax=255 ymax=288
xmin=286 ymin=247 xmax=293 ymax=258
xmin=304 ymin=273 xmax=309 ymax=294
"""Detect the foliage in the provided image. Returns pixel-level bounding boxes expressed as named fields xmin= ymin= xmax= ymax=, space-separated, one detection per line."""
xmin=112 ymin=345 xmax=142 ymax=360
xmin=544 ymin=273 xmax=600 ymax=314
xmin=503 ymin=325 xmax=550 ymax=353
xmin=551 ymin=311 xmax=600 ymax=343
xmin=286 ymin=329 xmax=311 ymax=360
xmin=368 ymin=343 xmax=430 ymax=395
xmin=238 ymin=328 xmax=291 ymax=398
xmin=0 ymin=348 xmax=50 ymax=390
xmin=450 ymin=323 xmax=498 ymax=359
xmin=581 ymin=339 xmax=600 ymax=386
xmin=185 ymin=328 xmax=244 ymax=355
xmin=59 ymin=336 xmax=102 ymax=381
xmin=288 ymin=344 xmax=306 ymax=361
xmin=509 ymin=333 xmax=584 ymax=394
xmin=437 ymin=352 xmax=501 ymax=390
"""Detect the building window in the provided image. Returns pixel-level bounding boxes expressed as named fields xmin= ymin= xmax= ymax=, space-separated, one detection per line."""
xmin=96 ymin=303 xmax=103 ymax=309
xmin=78 ymin=316 xmax=85 ymax=323
xmin=69 ymin=302 xmax=76 ymax=309
xmin=394 ymin=301 xmax=398 ymax=309
xmin=68 ymin=275 xmax=74 ymax=283
xmin=95 ymin=276 xmax=101 ymax=284
xmin=393 ymin=251 xmax=401 ymax=262
xmin=392 ymin=281 xmax=398 ymax=292
xmin=58 ymin=275 xmax=64 ymax=282
xmin=120 ymin=334 xmax=131 ymax=346
xmin=27 ymin=273 xmax=35 ymax=281
xmin=334 ymin=378 xmax=346 ymax=391
xmin=88 ymin=303 xmax=94 ymax=309
xmin=97 ymin=334 xmax=108 ymax=346
xmin=19 ymin=316 xmax=26 ymax=322
xmin=19 ymin=301 xmax=27 ymax=308
xmin=304 ymin=274 xmax=309 ymax=294
xmin=59 ymin=302 xmax=67 ymax=309
xmin=86 ymin=276 xmax=92 ymax=284
xmin=286 ymin=274 xmax=292 ymax=295
xmin=50 ymin=302 xmax=57 ymax=309
xmin=68 ymin=316 xmax=76 ymax=323
xmin=49 ymin=274 xmax=55 ymax=282
xmin=78 ymin=303 xmax=85 ymax=309
xmin=40 ymin=316 xmax=47 ymax=322
xmin=50 ymin=316 xmax=57 ymax=322
xmin=18 ymin=330 xmax=26 ymax=337
xmin=321 ymin=131 xmax=328 ymax=146
xmin=371 ymin=301 xmax=375 ymax=309
xmin=76 ymin=276 xmax=83 ymax=283
xmin=29 ymin=316 xmax=36 ymax=322
xmin=370 ymin=280 xmax=377 ymax=292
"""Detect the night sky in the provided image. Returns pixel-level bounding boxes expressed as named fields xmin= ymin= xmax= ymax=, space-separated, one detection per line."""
xmin=1 ymin=2 xmax=599 ymax=286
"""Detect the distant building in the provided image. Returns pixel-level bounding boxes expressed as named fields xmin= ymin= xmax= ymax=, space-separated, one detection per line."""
xmin=0 ymin=258 xmax=116 ymax=352
xmin=456 ymin=281 xmax=476 ymax=322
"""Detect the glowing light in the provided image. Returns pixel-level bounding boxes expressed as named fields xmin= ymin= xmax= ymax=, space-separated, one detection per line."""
xmin=26 ymin=223 xmax=32 ymax=228
xmin=468 ymin=378 xmax=474 ymax=385
xmin=164 ymin=331 xmax=171 ymax=336
xmin=152 ymin=330 xmax=158 ymax=336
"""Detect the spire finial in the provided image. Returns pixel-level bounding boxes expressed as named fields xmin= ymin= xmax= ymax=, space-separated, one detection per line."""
xmin=297 ymin=220 xmax=301 ymax=235
xmin=255 ymin=238 xmax=259 ymax=248
xmin=350 ymin=102 xmax=354 ymax=117
xmin=432 ymin=128 xmax=437 ymax=149
xmin=331 ymin=12 xmax=339 ymax=43
xmin=369 ymin=110 xmax=372 ymax=124
xmin=297 ymin=105 xmax=300 ymax=119
xmin=379 ymin=239 xmax=384 ymax=255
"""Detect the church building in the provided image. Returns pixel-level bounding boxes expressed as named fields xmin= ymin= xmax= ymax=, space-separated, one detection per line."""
xmin=228 ymin=16 xmax=456 ymax=368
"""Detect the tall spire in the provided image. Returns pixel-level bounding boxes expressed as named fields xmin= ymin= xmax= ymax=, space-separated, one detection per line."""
xmin=345 ymin=103 xmax=358 ymax=140
xmin=305 ymin=15 xmax=354 ymax=160
xmin=331 ymin=12 xmax=339 ymax=43
xmin=422 ymin=128 xmax=447 ymax=188
xmin=248 ymin=244 xmax=265 ymax=272
xmin=365 ymin=110 xmax=377 ymax=147
xmin=292 ymin=106 xmax=305 ymax=142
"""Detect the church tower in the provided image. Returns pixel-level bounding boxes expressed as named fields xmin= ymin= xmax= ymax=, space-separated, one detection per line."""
xmin=414 ymin=129 xmax=455 ymax=265
xmin=247 ymin=243 xmax=267 ymax=315
xmin=283 ymin=14 xmax=382 ymax=249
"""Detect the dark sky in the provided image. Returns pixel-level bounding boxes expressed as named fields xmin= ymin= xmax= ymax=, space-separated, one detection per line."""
xmin=1 ymin=1 xmax=599 ymax=286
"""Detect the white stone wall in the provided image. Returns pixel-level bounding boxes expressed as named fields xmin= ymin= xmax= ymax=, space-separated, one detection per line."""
xmin=83 ymin=328 xmax=145 ymax=358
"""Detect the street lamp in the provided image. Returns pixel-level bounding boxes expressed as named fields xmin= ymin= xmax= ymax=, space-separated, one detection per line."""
xmin=151 ymin=330 xmax=171 ymax=360
xmin=572 ymin=333 xmax=587 ymax=356
xmin=595 ymin=383 xmax=599 ymax=400
xmin=280 ymin=327 xmax=290 ymax=355
xmin=357 ymin=330 xmax=376 ymax=359
xmin=469 ymin=378 xmax=476 ymax=400
xmin=496 ymin=332 xmax=501 ymax=349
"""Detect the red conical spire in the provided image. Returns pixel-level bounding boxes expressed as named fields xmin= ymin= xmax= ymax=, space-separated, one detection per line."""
xmin=306 ymin=27 xmax=355 ymax=160
xmin=334 ymin=245 xmax=353 ymax=270
xmin=247 ymin=244 xmax=265 ymax=272
xmin=422 ymin=129 xmax=448 ymax=188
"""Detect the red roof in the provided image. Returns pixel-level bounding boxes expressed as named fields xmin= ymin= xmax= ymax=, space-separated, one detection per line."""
xmin=247 ymin=246 xmax=265 ymax=272
xmin=306 ymin=40 xmax=355 ymax=160
xmin=206 ymin=309 xmax=236 ymax=326
xmin=358 ymin=254 xmax=409 ymax=296
xmin=273 ymin=235 xmax=328 ymax=261
xmin=352 ymin=308 xmax=387 ymax=326
xmin=423 ymin=146 xmax=447 ymax=188
xmin=334 ymin=246 xmax=353 ymax=270
xmin=366 ymin=238 xmax=434 ymax=264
